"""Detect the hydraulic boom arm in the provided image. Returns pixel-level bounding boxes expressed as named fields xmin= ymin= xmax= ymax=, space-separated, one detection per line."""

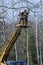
xmin=0 ymin=26 xmax=22 ymax=64
xmin=0 ymin=19 xmax=29 ymax=65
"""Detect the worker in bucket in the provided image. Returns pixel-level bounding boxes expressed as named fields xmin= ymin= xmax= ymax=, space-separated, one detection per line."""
xmin=24 ymin=9 xmax=29 ymax=24
xmin=19 ymin=11 xmax=24 ymax=22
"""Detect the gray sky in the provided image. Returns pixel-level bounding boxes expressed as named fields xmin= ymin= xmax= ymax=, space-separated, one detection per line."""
xmin=0 ymin=0 xmax=43 ymax=23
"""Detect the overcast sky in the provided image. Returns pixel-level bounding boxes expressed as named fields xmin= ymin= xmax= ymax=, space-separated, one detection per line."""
xmin=0 ymin=0 xmax=43 ymax=23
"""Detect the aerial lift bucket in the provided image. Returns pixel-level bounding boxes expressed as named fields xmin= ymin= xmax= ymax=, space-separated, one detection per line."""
xmin=16 ymin=20 xmax=31 ymax=28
